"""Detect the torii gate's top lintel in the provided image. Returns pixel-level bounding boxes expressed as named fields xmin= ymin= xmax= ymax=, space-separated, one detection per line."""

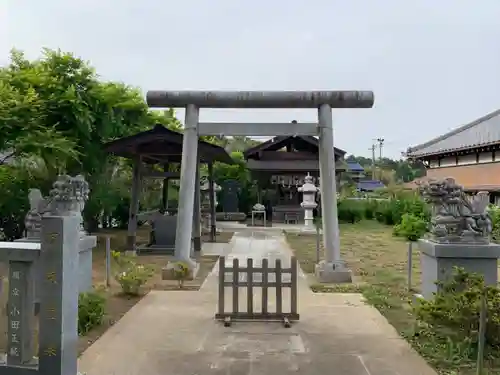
xmin=146 ymin=90 xmax=374 ymax=109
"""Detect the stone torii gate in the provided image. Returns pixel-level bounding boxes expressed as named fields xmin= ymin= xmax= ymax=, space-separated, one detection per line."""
xmin=146 ymin=91 xmax=374 ymax=282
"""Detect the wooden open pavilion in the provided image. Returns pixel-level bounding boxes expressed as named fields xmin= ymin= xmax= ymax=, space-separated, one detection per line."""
xmin=103 ymin=124 xmax=234 ymax=252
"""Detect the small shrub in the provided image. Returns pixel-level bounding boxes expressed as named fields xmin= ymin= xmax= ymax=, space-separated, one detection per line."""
xmin=112 ymin=251 xmax=154 ymax=296
xmin=78 ymin=291 xmax=106 ymax=335
xmin=171 ymin=261 xmax=190 ymax=288
xmin=363 ymin=200 xmax=378 ymax=220
xmin=337 ymin=200 xmax=363 ymax=223
xmin=393 ymin=213 xmax=427 ymax=241
xmin=375 ymin=200 xmax=394 ymax=225
xmin=414 ymin=268 xmax=500 ymax=354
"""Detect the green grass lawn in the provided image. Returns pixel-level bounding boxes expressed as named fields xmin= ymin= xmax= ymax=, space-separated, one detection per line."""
xmin=286 ymin=220 xmax=499 ymax=375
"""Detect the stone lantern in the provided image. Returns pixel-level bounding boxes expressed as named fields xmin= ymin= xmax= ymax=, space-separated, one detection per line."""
xmin=298 ymin=173 xmax=318 ymax=231
xmin=200 ymin=178 xmax=221 ymax=232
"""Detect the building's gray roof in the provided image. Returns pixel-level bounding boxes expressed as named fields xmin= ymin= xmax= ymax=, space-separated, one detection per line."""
xmin=407 ymin=108 xmax=500 ymax=157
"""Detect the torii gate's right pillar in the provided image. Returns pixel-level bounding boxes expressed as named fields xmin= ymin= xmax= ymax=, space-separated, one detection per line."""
xmin=316 ymin=104 xmax=350 ymax=282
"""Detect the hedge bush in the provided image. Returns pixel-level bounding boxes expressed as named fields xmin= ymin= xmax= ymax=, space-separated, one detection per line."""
xmin=414 ymin=268 xmax=500 ymax=355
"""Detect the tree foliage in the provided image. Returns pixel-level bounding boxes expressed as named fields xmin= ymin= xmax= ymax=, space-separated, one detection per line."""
xmin=0 ymin=48 xmax=181 ymax=235
xmin=346 ymin=154 xmax=426 ymax=183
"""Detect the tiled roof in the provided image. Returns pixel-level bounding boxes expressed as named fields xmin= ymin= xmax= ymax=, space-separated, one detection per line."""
xmin=407 ymin=108 xmax=500 ymax=157
xmin=347 ymin=162 xmax=364 ymax=172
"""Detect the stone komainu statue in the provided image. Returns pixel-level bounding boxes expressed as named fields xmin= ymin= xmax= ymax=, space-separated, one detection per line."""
xmin=24 ymin=175 xmax=89 ymax=239
xmin=419 ymin=177 xmax=492 ymax=244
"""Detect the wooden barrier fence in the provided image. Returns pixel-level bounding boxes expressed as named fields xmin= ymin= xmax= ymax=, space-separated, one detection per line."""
xmin=215 ymin=256 xmax=299 ymax=327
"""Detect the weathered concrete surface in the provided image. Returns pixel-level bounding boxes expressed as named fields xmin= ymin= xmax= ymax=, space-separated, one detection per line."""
xmin=146 ymin=90 xmax=375 ymax=109
xmin=78 ymin=229 xmax=437 ymax=375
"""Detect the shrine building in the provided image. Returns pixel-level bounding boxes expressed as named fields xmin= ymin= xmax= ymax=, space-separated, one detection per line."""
xmin=244 ymin=134 xmax=362 ymax=223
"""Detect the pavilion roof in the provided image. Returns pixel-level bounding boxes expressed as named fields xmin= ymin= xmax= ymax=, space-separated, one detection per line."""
xmin=103 ymin=124 xmax=234 ymax=165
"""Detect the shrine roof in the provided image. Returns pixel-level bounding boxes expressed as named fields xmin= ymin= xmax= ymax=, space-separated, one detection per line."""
xmin=407 ymin=108 xmax=500 ymax=158
xmin=103 ymin=124 xmax=234 ymax=164
xmin=243 ymin=135 xmax=346 ymax=158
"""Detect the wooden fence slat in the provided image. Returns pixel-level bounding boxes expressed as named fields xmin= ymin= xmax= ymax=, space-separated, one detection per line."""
xmin=218 ymin=256 xmax=225 ymax=316
xmin=262 ymin=259 xmax=268 ymax=314
xmin=275 ymin=259 xmax=282 ymax=315
xmin=246 ymin=259 xmax=253 ymax=314
xmin=290 ymin=257 xmax=298 ymax=316
xmin=232 ymin=258 xmax=239 ymax=314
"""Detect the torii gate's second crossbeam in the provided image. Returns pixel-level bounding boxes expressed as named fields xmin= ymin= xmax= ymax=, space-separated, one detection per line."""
xmin=146 ymin=90 xmax=374 ymax=283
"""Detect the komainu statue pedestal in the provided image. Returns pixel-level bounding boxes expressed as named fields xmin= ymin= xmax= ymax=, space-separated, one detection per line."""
xmin=419 ymin=240 xmax=500 ymax=299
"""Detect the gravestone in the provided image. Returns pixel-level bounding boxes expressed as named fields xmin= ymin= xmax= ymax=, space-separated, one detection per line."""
xmin=15 ymin=176 xmax=96 ymax=308
xmin=221 ymin=180 xmax=241 ymax=213
xmin=0 ymin=180 xmax=82 ymax=375
xmin=418 ymin=178 xmax=500 ymax=299
xmin=137 ymin=210 xmax=177 ymax=255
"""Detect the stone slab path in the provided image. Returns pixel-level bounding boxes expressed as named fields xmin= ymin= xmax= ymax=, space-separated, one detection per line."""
xmin=78 ymin=229 xmax=437 ymax=375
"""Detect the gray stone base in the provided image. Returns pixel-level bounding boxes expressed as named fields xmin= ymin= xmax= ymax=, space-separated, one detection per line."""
xmin=137 ymin=244 xmax=174 ymax=256
xmin=418 ymin=239 xmax=500 ymax=299
xmin=315 ymin=260 xmax=352 ymax=283
xmin=161 ymin=260 xmax=199 ymax=281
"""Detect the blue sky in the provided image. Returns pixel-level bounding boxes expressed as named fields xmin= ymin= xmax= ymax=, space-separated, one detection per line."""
xmin=1 ymin=0 xmax=500 ymax=159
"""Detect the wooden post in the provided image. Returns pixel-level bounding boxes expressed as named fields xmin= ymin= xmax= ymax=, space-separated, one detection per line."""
xmin=246 ymin=258 xmax=253 ymax=314
xmin=218 ymin=256 xmax=225 ymax=317
xmin=208 ymin=162 xmax=217 ymax=242
xmin=232 ymin=258 xmax=239 ymax=315
xmin=105 ymin=236 xmax=111 ymax=287
xmin=192 ymin=156 xmax=202 ymax=252
xmin=408 ymin=242 xmax=413 ymax=291
xmin=262 ymin=259 xmax=268 ymax=315
xmin=275 ymin=259 xmax=282 ymax=315
xmin=126 ymin=155 xmax=142 ymax=252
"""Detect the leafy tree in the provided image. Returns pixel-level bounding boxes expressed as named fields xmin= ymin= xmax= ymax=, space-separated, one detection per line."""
xmin=0 ymin=48 xmax=181 ymax=233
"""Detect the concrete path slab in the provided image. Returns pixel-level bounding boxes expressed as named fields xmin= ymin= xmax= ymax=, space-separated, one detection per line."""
xmin=78 ymin=228 xmax=437 ymax=375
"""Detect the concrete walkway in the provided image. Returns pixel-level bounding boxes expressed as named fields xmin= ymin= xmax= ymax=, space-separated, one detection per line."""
xmin=78 ymin=229 xmax=437 ymax=375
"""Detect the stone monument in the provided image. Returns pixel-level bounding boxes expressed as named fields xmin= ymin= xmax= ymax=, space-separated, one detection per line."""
xmin=418 ymin=177 xmax=500 ymax=299
xmin=18 ymin=175 xmax=96 ymax=301
xmin=136 ymin=210 xmax=177 ymax=255
xmin=0 ymin=191 xmax=83 ymax=375
xmin=298 ymin=173 xmax=318 ymax=232
xmin=221 ymin=180 xmax=240 ymax=213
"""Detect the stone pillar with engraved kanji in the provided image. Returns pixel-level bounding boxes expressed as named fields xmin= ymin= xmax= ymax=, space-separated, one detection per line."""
xmin=38 ymin=214 xmax=80 ymax=375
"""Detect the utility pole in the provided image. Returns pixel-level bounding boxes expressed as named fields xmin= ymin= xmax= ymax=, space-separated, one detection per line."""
xmin=377 ymin=138 xmax=385 ymax=162
xmin=376 ymin=138 xmax=385 ymax=181
xmin=369 ymin=144 xmax=377 ymax=180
